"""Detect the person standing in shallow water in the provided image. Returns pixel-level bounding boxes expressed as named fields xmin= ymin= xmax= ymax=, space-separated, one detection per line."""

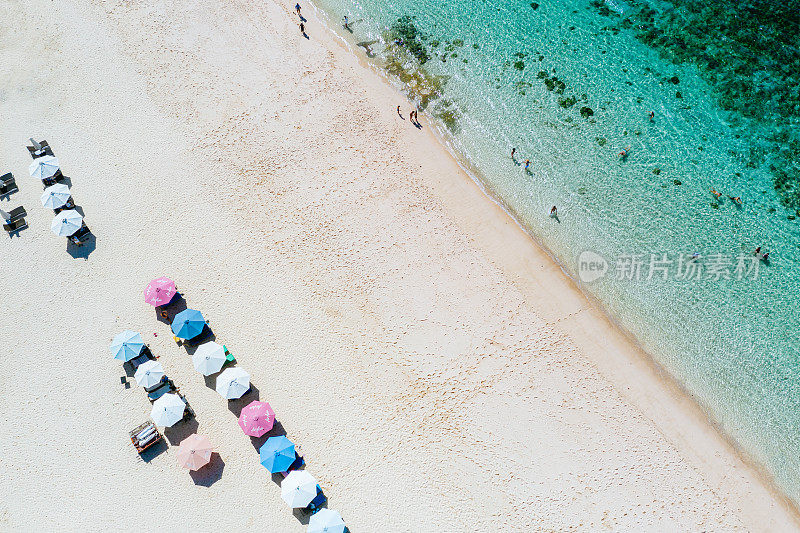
xmin=524 ymin=159 xmax=531 ymax=171
xmin=511 ymin=147 xmax=516 ymax=160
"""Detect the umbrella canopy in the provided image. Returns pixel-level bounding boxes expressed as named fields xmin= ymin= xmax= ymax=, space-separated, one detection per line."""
xmin=51 ymin=209 xmax=83 ymax=237
xmin=144 ymin=277 xmax=177 ymax=307
xmin=151 ymin=393 xmax=185 ymax=427
xmin=41 ymin=183 xmax=71 ymax=209
xmin=176 ymin=434 xmax=213 ymax=470
xmin=238 ymin=400 xmax=275 ymax=437
xmin=281 ymin=470 xmax=318 ymax=508
xmin=171 ymin=309 xmax=205 ymax=339
xmin=29 ymin=155 xmax=60 ymax=180
xmin=308 ymin=509 xmax=346 ymax=533
xmin=109 ymin=330 xmax=144 ymax=361
xmin=134 ymin=360 xmax=164 ymax=389
xmin=259 ymin=435 xmax=296 ymax=473
xmin=192 ymin=341 xmax=226 ymax=376
xmin=215 ymin=367 xmax=250 ymax=400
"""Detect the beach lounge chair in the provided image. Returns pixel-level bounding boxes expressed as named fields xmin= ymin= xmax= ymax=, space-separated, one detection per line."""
xmin=6 ymin=206 xmax=26 ymax=221
xmin=280 ymin=453 xmax=307 ymax=478
xmin=130 ymin=421 xmax=163 ymax=453
xmin=69 ymin=225 xmax=91 ymax=246
xmin=41 ymin=170 xmax=64 ymax=187
xmin=143 ymin=375 xmax=169 ymax=393
xmin=53 ymin=198 xmax=75 ymax=214
xmin=3 ymin=219 xmax=27 ymax=233
xmin=147 ymin=379 xmax=178 ymax=403
xmin=0 ymin=178 xmax=19 ymax=196
xmin=1 ymin=173 xmax=12 ymax=184
xmin=180 ymin=394 xmax=195 ymax=422
xmin=27 ymin=139 xmax=54 ymax=159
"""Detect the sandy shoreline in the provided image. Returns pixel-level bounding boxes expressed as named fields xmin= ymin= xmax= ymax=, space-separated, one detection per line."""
xmin=0 ymin=0 xmax=797 ymax=530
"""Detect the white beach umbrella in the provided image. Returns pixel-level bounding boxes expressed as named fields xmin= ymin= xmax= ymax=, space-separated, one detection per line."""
xmin=51 ymin=209 xmax=83 ymax=236
xmin=150 ymin=393 xmax=185 ymax=427
xmin=215 ymin=367 xmax=250 ymax=399
xmin=134 ymin=360 xmax=165 ymax=389
xmin=192 ymin=341 xmax=227 ymax=376
xmin=29 ymin=155 xmax=60 ymax=180
xmin=41 ymin=183 xmax=71 ymax=209
xmin=281 ymin=470 xmax=318 ymax=508
xmin=307 ymin=509 xmax=345 ymax=533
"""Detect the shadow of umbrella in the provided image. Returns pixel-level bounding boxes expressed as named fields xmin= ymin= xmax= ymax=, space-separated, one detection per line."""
xmin=189 ymin=453 xmax=225 ymax=487
xmin=164 ymin=417 xmax=199 ymax=446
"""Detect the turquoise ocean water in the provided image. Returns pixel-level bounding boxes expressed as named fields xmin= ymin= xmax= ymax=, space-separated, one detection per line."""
xmin=312 ymin=0 xmax=800 ymax=503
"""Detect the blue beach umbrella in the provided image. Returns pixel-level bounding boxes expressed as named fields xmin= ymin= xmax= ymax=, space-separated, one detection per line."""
xmin=171 ymin=309 xmax=205 ymax=339
xmin=110 ymin=330 xmax=144 ymax=361
xmin=259 ymin=435 xmax=296 ymax=473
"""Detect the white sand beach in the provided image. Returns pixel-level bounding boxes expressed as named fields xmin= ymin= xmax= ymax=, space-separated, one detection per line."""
xmin=0 ymin=0 xmax=798 ymax=531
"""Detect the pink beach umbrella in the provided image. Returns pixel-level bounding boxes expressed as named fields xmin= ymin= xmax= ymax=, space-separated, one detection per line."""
xmin=176 ymin=434 xmax=214 ymax=471
xmin=238 ymin=400 xmax=276 ymax=438
xmin=144 ymin=277 xmax=177 ymax=307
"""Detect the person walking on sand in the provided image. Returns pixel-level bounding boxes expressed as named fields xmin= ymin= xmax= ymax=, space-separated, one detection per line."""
xmin=295 ymin=3 xmax=302 ymax=16
xmin=397 ymin=105 xmax=403 ymax=118
xmin=299 ymin=22 xmax=306 ymax=35
xmin=343 ymin=15 xmax=351 ymax=30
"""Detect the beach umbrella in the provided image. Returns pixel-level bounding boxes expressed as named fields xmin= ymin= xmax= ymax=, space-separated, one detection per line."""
xmin=144 ymin=277 xmax=177 ymax=307
xmin=40 ymin=183 xmax=71 ymax=209
xmin=151 ymin=393 xmax=185 ymax=427
xmin=51 ymin=209 xmax=83 ymax=237
xmin=215 ymin=367 xmax=250 ymax=399
xmin=171 ymin=309 xmax=205 ymax=339
xmin=0 ymin=208 xmax=10 ymax=222
xmin=134 ymin=360 xmax=164 ymax=389
xmin=192 ymin=341 xmax=226 ymax=376
xmin=109 ymin=329 xmax=144 ymax=361
xmin=238 ymin=400 xmax=275 ymax=437
xmin=259 ymin=435 xmax=296 ymax=473
xmin=29 ymin=155 xmax=60 ymax=180
xmin=281 ymin=470 xmax=318 ymax=508
xmin=176 ymin=434 xmax=213 ymax=470
xmin=307 ymin=509 xmax=346 ymax=533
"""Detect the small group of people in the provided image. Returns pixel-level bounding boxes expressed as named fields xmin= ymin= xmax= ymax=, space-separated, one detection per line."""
xmin=510 ymin=148 xmax=532 ymax=172
xmin=397 ymin=106 xmax=421 ymax=127
xmin=295 ymin=3 xmax=307 ymax=36
xmin=710 ymin=189 xmax=742 ymax=205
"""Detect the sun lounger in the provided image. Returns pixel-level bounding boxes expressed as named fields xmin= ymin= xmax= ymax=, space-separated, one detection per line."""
xmin=3 ymin=219 xmax=27 ymax=233
xmin=130 ymin=421 xmax=162 ymax=453
xmin=69 ymin=225 xmax=91 ymax=245
xmin=147 ymin=379 xmax=178 ymax=403
xmin=180 ymin=394 xmax=195 ymax=422
xmin=280 ymin=453 xmax=306 ymax=477
xmin=27 ymin=139 xmax=54 ymax=159
xmin=41 ymin=170 xmax=64 ymax=187
xmin=0 ymin=179 xmax=18 ymax=196
xmin=6 ymin=206 xmax=26 ymax=221
xmin=143 ymin=375 xmax=168 ymax=393
xmin=1 ymin=173 xmax=12 ymax=184
xmin=53 ymin=198 xmax=75 ymax=214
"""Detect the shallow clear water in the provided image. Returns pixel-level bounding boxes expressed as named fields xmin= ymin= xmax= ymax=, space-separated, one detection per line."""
xmin=314 ymin=0 xmax=800 ymax=502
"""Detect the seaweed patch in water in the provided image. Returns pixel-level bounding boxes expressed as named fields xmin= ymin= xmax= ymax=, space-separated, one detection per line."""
xmin=384 ymin=16 xmax=430 ymax=65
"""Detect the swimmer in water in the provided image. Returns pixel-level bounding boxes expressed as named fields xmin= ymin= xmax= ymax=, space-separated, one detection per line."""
xmin=728 ymin=195 xmax=742 ymax=205
xmin=619 ymin=147 xmax=630 ymax=159
xmin=754 ymin=246 xmax=761 ymax=256
xmin=649 ymin=110 xmax=654 ymax=122
xmin=762 ymin=252 xmax=770 ymax=261
xmin=710 ymin=189 xmax=722 ymax=198
xmin=690 ymin=252 xmax=700 ymax=261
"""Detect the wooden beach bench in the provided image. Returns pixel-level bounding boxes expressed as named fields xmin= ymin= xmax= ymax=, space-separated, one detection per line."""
xmin=130 ymin=421 xmax=162 ymax=454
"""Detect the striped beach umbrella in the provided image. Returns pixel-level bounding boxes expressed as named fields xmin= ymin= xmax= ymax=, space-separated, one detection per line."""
xmin=110 ymin=330 xmax=144 ymax=361
xmin=171 ymin=309 xmax=205 ymax=339
xmin=151 ymin=393 xmax=185 ymax=427
xmin=144 ymin=277 xmax=177 ymax=307
xmin=259 ymin=435 xmax=296 ymax=473
xmin=40 ymin=183 xmax=71 ymax=209
xmin=308 ymin=509 xmax=346 ymax=533
xmin=215 ymin=367 xmax=250 ymax=400
xmin=134 ymin=360 xmax=164 ymax=389
xmin=176 ymin=434 xmax=213 ymax=470
xmin=51 ymin=209 xmax=83 ymax=237
xmin=29 ymin=155 xmax=60 ymax=180
xmin=192 ymin=341 xmax=226 ymax=376
xmin=281 ymin=470 xmax=317 ymax=508
xmin=238 ymin=400 xmax=275 ymax=437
